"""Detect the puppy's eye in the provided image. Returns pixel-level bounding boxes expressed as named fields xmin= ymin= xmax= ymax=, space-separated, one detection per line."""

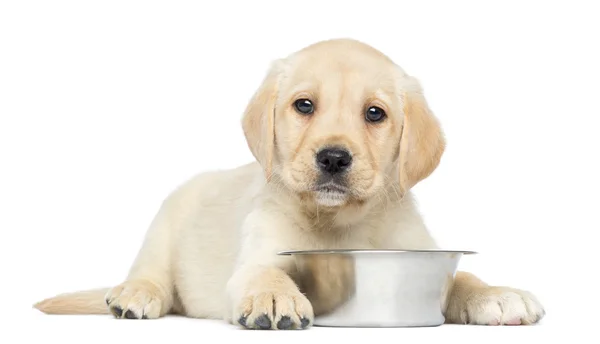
xmin=294 ymin=99 xmax=314 ymax=115
xmin=365 ymin=106 xmax=386 ymax=123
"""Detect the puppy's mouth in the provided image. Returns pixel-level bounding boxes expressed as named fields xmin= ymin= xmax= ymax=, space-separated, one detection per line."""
xmin=312 ymin=181 xmax=350 ymax=207
xmin=314 ymin=183 xmax=348 ymax=194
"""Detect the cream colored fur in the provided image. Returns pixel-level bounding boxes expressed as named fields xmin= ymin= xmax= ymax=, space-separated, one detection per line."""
xmin=33 ymin=39 xmax=545 ymax=329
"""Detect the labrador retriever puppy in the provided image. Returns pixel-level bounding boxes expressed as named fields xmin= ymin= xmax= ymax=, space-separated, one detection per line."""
xmin=33 ymin=38 xmax=545 ymax=329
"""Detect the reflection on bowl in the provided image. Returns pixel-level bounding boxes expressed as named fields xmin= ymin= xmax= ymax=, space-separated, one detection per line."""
xmin=279 ymin=249 xmax=476 ymax=327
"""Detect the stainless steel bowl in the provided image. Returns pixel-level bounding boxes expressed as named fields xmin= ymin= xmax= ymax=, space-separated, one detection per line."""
xmin=278 ymin=249 xmax=477 ymax=327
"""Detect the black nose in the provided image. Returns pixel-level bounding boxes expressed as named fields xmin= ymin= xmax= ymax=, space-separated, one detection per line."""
xmin=316 ymin=148 xmax=352 ymax=175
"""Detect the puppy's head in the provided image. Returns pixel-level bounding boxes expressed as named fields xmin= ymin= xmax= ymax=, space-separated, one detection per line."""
xmin=242 ymin=39 xmax=445 ymax=208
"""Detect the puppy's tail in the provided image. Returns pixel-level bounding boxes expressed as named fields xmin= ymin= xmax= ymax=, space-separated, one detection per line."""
xmin=33 ymin=288 xmax=111 ymax=315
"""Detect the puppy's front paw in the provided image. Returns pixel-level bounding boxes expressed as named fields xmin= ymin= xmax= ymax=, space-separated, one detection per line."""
xmin=234 ymin=290 xmax=314 ymax=330
xmin=105 ymin=280 xmax=165 ymax=319
xmin=459 ymin=287 xmax=545 ymax=325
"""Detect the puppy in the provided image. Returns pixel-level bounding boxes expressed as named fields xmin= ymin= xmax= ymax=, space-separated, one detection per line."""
xmin=33 ymin=38 xmax=545 ymax=329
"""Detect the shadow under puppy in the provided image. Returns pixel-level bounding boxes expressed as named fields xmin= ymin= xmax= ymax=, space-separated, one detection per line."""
xmin=34 ymin=38 xmax=545 ymax=329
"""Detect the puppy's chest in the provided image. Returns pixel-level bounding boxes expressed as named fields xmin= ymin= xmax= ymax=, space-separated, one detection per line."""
xmin=301 ymin=223 xmax=392 ymax=250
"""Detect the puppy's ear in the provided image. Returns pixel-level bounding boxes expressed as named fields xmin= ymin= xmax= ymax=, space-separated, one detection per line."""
xmin=398 ymin=78 xmax=446 ymax=194
xmin=241 ymin=60 xmax=284 ymax=181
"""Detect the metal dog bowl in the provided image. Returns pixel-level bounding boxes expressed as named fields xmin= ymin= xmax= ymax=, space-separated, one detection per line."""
xmin=278 ymin=249 xmax=477 ymax=327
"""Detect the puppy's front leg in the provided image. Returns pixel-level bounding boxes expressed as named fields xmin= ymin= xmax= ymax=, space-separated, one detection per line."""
xmin=444 ymin=271 xmax=545 ymax=325
xmin=227 ymin=264 xmax=313 ymax=330
xmin=225 ymin=211 xmax=314 ymax=330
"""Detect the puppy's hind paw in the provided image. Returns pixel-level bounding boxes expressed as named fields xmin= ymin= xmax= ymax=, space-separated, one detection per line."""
xmin=105 ymin=280 xmax=166 ymax=320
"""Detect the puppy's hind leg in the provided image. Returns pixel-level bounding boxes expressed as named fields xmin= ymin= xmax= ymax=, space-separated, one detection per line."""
xmin=104 ymin=200 xmax=178 ymax=319
xmin=33 ymin=199 xmax=177 ymax=318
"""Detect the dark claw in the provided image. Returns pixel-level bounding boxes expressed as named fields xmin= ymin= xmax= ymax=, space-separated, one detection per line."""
xmin=105 ymin=299 xmax=110 ymax=305
xmin=238 ymin=315 xmax=248 ymax=328
xmin=142 ymin=314 xmax=148 ymax=319
xmin=124 ymin=310 xmax=138 ymax=319
xmin=255 ymin=314 xmax=272 ymax=330
xmin=111 ymin=306 xmax=123 ymax=318
xmin=277 ymin=316 xmax=293 ymax=330
xmin=300 ymin=317 xmax=310 ymax=329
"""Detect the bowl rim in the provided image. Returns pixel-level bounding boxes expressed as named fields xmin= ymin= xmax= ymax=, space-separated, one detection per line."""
xmin=277 ymin=248 xmax=478 ymax=255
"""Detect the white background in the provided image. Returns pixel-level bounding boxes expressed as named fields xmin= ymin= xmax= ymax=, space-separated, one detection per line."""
xmin=1 ymin=0 xmax=598 ymax=342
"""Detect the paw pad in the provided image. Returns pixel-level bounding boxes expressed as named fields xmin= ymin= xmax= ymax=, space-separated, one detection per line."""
xmin=277 ymin=316 xmax=293 ymax=330
xmin=255 ymin=314 xmax=272 ymax=330
xmin=111 ymin=306 xmax=123 ymax=318
xmin=124 ymin=310 xmax=138 ymax=319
